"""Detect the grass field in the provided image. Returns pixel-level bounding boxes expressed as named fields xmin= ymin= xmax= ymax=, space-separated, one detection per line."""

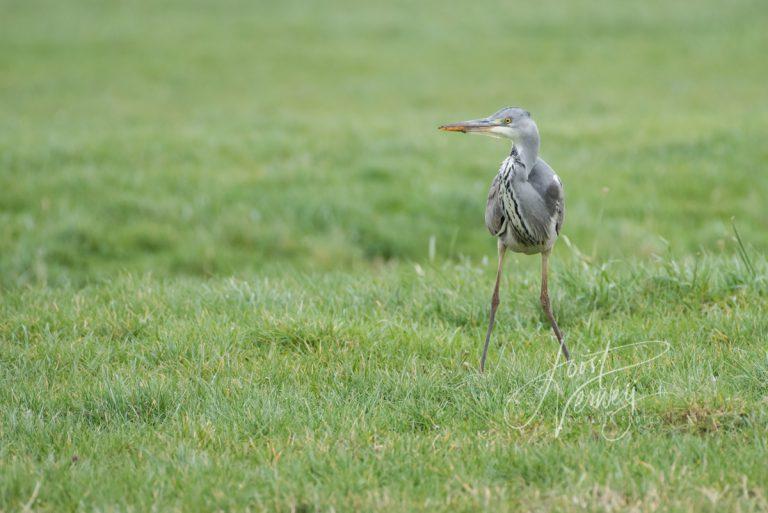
xmin=2 ymin=0 xmax=768 ymax=511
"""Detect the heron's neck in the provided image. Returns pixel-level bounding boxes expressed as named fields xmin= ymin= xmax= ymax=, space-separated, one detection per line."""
xmin=510 ymin=140 xmax=538 ymax=172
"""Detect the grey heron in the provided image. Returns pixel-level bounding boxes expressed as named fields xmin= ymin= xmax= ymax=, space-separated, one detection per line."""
xmin=439 ymin=107 xmax=571 ymax=372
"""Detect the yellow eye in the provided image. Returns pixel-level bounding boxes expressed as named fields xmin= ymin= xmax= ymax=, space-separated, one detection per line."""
xmin=503 ymin=117 xmax=512 ymax=124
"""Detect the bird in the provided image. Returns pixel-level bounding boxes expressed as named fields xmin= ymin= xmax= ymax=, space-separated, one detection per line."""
xmin=439 ymin=107 xmax=571 ymax=372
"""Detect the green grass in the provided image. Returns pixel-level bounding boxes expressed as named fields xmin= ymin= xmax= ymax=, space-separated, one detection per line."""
xmin=2 ymin=0 xmax=768 ymax=511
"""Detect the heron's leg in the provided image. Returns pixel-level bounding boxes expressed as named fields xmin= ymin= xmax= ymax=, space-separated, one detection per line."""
xmin=540 ymin=251 xmax=570 ymax=361
xmin=480 ymin=240 xmax=506 ymax=373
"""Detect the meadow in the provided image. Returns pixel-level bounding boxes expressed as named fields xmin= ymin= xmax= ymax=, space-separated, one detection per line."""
xmin=1 ymin=0 xmax=768 ymax=511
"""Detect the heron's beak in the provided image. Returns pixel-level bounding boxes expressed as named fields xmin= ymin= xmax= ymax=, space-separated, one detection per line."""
xmin=438 ymin=118 xmax=495 ymax=134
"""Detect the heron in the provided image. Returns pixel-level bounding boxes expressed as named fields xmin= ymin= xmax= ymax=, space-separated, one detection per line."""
xmin=439 ymin=107 xmax=571 ymax=372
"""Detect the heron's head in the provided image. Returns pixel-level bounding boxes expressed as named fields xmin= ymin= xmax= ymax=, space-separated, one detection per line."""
xmin=439 ymin=107 xmax=537 ymax=142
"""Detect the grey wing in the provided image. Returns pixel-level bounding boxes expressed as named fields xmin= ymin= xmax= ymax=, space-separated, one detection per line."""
xmin=485 ymin=174 xmax=505 ymax=236
xmin=528 ymin=158 xmax=565 ymax=235
xmin=555 ymin=188 xmax=564 ymax=235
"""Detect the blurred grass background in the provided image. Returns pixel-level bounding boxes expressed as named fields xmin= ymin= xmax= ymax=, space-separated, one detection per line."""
xmin=2 ymin=0 xmax=768 ymax=511
xmin=2 ymin=0 xmax=767 ymax=286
